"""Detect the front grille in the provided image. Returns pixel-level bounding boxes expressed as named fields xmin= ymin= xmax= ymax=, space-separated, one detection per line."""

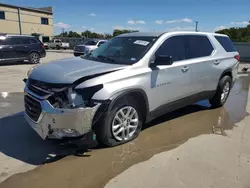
xmin=24 ymin=95 xmax=42 ymax=122
xmin=27 ymin=79 xmax=69 ymax=97
xmin=74 ymin=46 xmax=85 ymax=52
xmin=28 ymin=84 xmax=51 ymax=96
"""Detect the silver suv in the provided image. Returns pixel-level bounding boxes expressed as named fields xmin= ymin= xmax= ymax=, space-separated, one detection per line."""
xmin=24 ymin=31 xmax=240 ymax=146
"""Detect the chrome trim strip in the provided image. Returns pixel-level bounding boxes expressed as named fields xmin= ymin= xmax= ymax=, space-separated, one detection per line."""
xmin=29 ymin=84 xmax=53 ymax=94
xmin=25 ymin=85 xmax=52 ymax=100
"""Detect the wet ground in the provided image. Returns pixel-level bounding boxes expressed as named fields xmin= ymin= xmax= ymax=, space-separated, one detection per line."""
xmin=0 ymin=72 xmax=249 ymax=188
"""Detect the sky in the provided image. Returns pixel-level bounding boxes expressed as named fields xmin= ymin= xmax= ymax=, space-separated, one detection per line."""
xmin=4 ymin=0 xmax=250 ymax=34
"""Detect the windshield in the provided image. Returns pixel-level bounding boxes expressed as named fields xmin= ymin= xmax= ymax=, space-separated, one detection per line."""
xmin=84 ymin=40 xmax=98 ymax=45
xmin=82 ymin=36 xmax=157 ymax=65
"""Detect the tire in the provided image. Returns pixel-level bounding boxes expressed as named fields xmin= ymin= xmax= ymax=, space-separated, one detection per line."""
xmin=209 ymin=75 xmax=232 ymax=108
xmin=29 ymin=52 xmax=40 ymax=64
xmin=95 ymin=96 xmax=143 ymax=147
xmin=56 ymin=45 xmax=60 ymax=50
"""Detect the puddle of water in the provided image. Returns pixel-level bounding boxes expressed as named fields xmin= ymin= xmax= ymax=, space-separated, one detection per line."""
xmin=0 ymin=74 xmax=249 ymax=188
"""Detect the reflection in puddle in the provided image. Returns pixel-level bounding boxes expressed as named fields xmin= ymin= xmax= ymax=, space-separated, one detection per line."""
xmin=1 ymin=74 xmax=250 ymax=188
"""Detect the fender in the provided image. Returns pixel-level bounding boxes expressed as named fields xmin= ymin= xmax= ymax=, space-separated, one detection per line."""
xmin=108 ymin=88 xmax=149 ymax=115
xmin=219 ymin=68 xmax=232 ymax=80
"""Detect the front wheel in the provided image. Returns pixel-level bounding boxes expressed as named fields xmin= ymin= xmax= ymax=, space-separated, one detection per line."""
xmin=29 ymin=52 xmax=40 ymax=64
xmin=56 ymin=45 xmax=60 ymax=50
xmin=209 ymin=75 xmax=232 ymax=108
xmin=95 ymin=96 xmax=143 ymax=147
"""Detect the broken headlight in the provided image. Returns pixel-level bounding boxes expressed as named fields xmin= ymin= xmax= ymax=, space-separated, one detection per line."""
xmin=74 ymin=84 xmax=103 ymax=107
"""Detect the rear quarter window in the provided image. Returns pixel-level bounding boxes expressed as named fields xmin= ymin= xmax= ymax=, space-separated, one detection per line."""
xmin=215 ymin=36 xmax=237 ymax=52
xmin=186 ymin=35 xmax=214 ymax=59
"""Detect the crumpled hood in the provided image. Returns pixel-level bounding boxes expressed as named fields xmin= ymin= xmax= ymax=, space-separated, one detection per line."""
xmin=29 ymin=57 xmax=127 ymax=84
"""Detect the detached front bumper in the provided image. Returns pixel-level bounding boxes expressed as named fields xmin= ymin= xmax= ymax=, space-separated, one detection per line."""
xmin=24 ymin=88 xmax=101 ymax=140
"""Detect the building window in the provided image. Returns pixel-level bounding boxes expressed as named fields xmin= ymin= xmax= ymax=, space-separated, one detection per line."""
xmin=42 ymin=36 xmax=50 ymax=43
xmin=0 ymin=11 xmax=5 ymax=20
xmin=41 ymin=17 xmax=49 ymax=25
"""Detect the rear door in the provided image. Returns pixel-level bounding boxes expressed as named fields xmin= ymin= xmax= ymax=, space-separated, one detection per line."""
xmin=16 ymin=37 xmax=32 ymax=58
xmin=185 ymin=35 xmax=215 ymax=93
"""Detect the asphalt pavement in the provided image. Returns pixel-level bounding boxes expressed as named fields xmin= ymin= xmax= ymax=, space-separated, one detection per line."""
xmin=0 ymin=52 xmax=73 ymax=92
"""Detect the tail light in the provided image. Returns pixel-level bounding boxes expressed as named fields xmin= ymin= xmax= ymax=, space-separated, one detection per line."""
xmin=41 ymin=43 xmax=45 ymax=49
xmin=234 ymin=55 xmax=240 ymax=62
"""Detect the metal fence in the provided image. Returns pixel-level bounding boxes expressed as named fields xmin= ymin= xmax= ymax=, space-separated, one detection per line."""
xmin=233 ymin=42 xmax=250 ymax=62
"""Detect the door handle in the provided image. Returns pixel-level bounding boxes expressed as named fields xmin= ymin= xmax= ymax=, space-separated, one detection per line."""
xmin=214 ymin=60 xmax=220 ymax=65
xmin=24 ymin=46 xmax=28 ymax=48
xmin=182 ymin=66 xmax=190 ymax=72
xmin=9 ymin=46 xmax=13 ymax=49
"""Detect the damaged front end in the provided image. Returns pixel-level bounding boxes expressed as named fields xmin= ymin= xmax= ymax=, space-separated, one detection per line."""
xmin=24 ymin=78 xmax=105 ymax=140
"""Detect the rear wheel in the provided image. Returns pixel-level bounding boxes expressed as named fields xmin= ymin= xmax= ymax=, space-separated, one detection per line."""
xmin=29 ymin=52 xmax=40 ymax=64
xmin=56 ymin=45 xmax=60 ymax=50
xmin=95 ymin=96 xmax=143 ymax=147
xmin=209 ymin=75 xmax=232 ymax=108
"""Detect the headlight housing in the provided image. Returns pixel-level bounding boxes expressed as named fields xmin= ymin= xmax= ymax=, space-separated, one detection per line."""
xmin=84 ymin=47 xmax=90 ymax=54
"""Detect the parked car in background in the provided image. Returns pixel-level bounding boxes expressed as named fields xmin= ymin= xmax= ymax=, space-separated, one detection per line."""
xmin=0 ymin=34 xmax=46 ymax=64
xmin=45 ymin=39 xmax=70 ymax=50
xmin=74 ymin=39 xmax=107 ymax=56
xmin=43 ymin=42 xmax=49 ymax=49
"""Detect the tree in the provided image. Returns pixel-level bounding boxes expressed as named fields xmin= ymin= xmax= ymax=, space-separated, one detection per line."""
xmin=113 ymin=29 xmax=139 ymax=37
xmin=216 ymin=23 xmax=250 ymax=42
xmin=67 ymin=31 xmax=81 ymax=38
xmin=54 ymin=28 xmax=140 ymax=39
xmin=104 ymin=33 xmax=112 ymax=39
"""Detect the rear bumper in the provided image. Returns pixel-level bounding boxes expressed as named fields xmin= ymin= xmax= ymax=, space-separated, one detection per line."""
xmin=24 ymin=87 xmax=101 ymax=140
xmin=40 ymin=50 xmax=46 ymax=58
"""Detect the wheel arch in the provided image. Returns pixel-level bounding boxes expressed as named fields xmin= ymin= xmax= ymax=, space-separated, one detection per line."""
xmin=29 ymin=51 xmax=41 ymax=57
xmin=108 ymin=88 xmax=149 ymax=121
xmin=220 ymin=68 xmax=232 ymax=80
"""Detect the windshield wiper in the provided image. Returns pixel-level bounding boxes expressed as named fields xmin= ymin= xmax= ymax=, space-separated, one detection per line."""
xmin=97 ymin=55 xmax=117 ymax=63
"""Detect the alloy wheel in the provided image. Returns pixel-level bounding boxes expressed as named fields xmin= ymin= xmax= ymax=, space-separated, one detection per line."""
xmin=111 ymin=106 xmax=139 ymax=141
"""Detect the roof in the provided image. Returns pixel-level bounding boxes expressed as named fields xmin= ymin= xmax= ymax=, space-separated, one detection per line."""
xmin=0 ymin=3 xmax=53 ymax=14
xmin=0 ymin=34 xmax=35 ymax=38
xmin=117 ymin=31 xmax=228 ymax=37
xmin=7 ymin=35 xmax=35 ymax=38
xmin=118 ymin=32 xmax=165 ymax=37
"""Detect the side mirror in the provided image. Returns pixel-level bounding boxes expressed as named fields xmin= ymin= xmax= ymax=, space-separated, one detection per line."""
xmin=150 ymin=55 xmax=173 ymax=67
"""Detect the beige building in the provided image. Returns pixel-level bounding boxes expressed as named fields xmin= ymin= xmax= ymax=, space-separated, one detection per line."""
xmin=0 ymin=3 xmax=53 ymax=42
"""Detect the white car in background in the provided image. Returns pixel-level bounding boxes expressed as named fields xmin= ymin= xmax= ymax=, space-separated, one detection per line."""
xmin=74 ymin=39 xmax=107 ymax=56
xmin=45 ymin=39 xmax=70 ymax=50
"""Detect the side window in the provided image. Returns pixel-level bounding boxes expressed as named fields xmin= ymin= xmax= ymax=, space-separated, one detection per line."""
xmin=98 ymin=41 xmax=106 ymax=47
xmin=0 ymin=37 xmax=8 ymax=45
xmin=186 ymin=35 xmax=214 ymax=59
xmin=156 ymin=36 xmax=187 ymax=62
xmin=29 ymin=39 xmax=39 ymax=44
xmin=215 ymin=36 xmax=236 ymax=52
xmin=21 ymin=38 xmax=31 ymax=45
xmin=8 ymin=38 xmax=22 ymax=45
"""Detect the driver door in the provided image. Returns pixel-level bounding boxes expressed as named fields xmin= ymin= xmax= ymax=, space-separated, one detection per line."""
xmin=148 ymin=35 xmax=194 ymax=112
